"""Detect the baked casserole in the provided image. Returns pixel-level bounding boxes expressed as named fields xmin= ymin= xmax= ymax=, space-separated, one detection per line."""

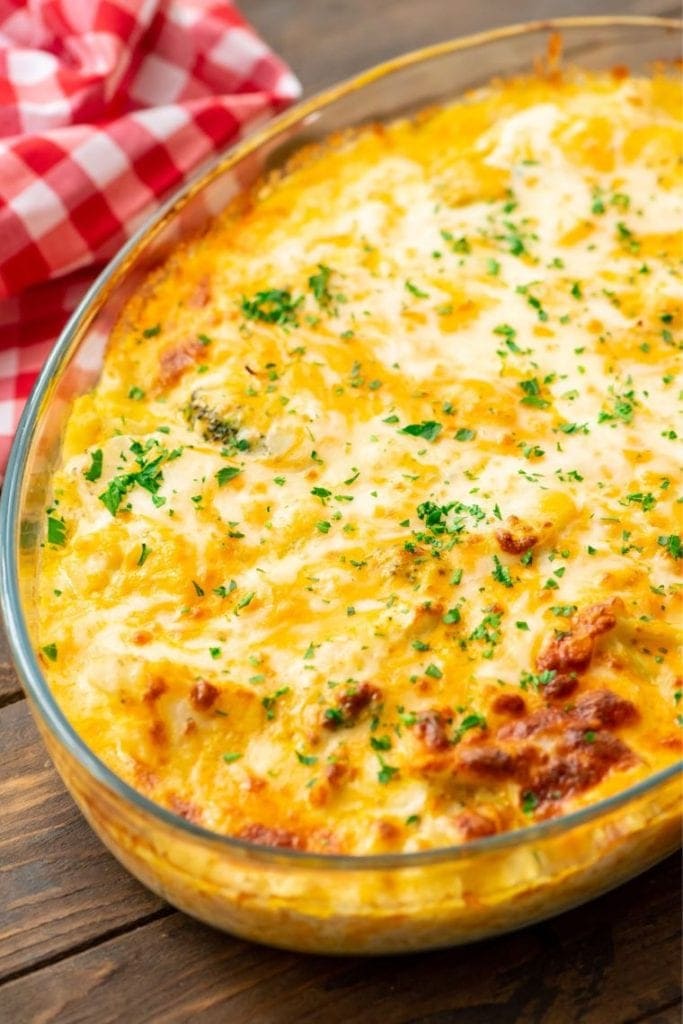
xmin=36 ymin=61 xmax=683 ymax=862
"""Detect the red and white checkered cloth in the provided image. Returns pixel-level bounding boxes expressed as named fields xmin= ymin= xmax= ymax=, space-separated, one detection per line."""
xmin=0 ymin=0 xmax=300 ymax=478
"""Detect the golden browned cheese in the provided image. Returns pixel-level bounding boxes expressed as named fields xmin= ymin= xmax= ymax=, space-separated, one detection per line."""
xmin=39 ymin=69 xmax=682 ymax=854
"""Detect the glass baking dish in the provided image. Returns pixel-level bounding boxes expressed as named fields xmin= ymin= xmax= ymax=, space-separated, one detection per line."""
xmin=2 ymin=16 xmax=681 ymax=955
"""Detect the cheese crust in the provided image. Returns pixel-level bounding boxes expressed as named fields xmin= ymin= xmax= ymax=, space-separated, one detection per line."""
xmin=39 ymin=68 xmax=682 ymax=855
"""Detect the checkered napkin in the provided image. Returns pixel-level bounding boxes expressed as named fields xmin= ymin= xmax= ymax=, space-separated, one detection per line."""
xmin=0 ymin=0 xmax=300 ymax=478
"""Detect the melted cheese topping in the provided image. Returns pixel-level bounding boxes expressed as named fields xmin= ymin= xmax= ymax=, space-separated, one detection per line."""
xmin=39 ymin=70 xmax=682 ymax=855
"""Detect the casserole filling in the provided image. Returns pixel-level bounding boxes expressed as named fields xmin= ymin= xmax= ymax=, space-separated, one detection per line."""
xmin=39 ymin=68 xmax=682 ymax=853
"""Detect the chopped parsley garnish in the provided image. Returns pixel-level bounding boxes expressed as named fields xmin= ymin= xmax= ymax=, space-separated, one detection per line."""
xmin=241 ymin=288 xmax=303 ymax=327
xmin=454 ymin=428 xmax=476 ymax=442
xmin=99 ymin=439 xmax=175 ymax=516
xmin=46 ymin=515 xmax=67 ymax=547
xmin=137 ymin=543 xmax=150 ymax=566
xmin=624 ymin=491 xmax=657 ymax=512
xmin=142 ymin=324 xmax=161 ymax=338
xmin=296 ymin=751 xmax=319 ymax=766
xmin=492 ymin=555 xmax=513 ymax=588
xmin=128 ymin=386 xmax=145 ymax=400
xmin=222 ymin=752 xmax=243 ymax=764
xmin=308 ymin=264 xmax=335 ymax=309
xmin=370 ymin=735 xmax=392 ymax=752
xmin=658 ymin=534 xmax=682 ymax=560
xmin=551 ymin=605 xmax=577 ymax=617
xmin=400 ymin=420 xmax=442 ymax=441
xmin=235 ymin=591 xmax=255 ymax=612
xmin=311 ymin=486 xmax=331 ymax=503
xmin=213 ymin=580 xmax=237 ymax=598
xmin=216 ymin=465 xmax=241 ymax=486
xmin=425 ymin=663 xmax=443 ymax=679
xmin=377 ymin=756 xmax=399 ymax=784
xmin=84 ymin=449 xmax=103 ymax=482
xmin=316 ymin=521 xmax=331 ymax=534
xmin=453 ymin=712 xmax=487 ymax=743
xmin=519 ymin=377 xmax=550 ymax=409
xmin=405 ymin=279 xmax=429 ymax=299
xmin=41 ymin=643 xmax=58 ymax=662
xmin=443 ymin=607 xmax=461 ymax=625
xmin=262 ymin=686 xmax=290 ymax=720
xmin=520 ymin=669 xmax=556 ymax=692
xmin=521 ymin=791 xmax=539 ymax=814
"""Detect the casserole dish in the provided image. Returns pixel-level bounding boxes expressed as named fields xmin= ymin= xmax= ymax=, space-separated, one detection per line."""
xmin=1 ymin=16 xmax=682 ymax=954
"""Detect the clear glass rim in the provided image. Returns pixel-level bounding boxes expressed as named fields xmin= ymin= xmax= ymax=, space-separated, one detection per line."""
xmin=1 ymin=15 xmax=681 ymax=871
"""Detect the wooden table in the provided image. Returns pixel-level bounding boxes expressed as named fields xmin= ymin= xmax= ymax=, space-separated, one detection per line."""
xmin=2 ymin=2 xmax=680 ymax=1020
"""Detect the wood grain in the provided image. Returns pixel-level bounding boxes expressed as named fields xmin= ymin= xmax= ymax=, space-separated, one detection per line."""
xmin=0 ymin=627 xmax=22 ymax=705
xmin=1 ymin=856 xmax=680 ymax=1023
xmin=244 ymin=0 xmax=680 ymax=96
xmin=0 ymin=700 xmax=165 ymax=981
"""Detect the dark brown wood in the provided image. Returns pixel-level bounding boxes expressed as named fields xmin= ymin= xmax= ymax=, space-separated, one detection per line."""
xmin=1 ymin=856 xmax=680 ymax=1023
xmin=0 ymin=1 xmax=680 ymax=1019
xmin=0 ymin=626 xmax=22 ymax=704
xmin=0 ymin=700 xmax=165 ymax=980
xmin=245 ymin=0 xmax=681 ymax=96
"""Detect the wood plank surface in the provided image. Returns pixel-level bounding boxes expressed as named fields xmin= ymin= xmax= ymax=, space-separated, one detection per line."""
xmin=1 ymin=1 xmax=680 ymax=1021
xmin=245 ymin=0 xmax=681 ymax=96
xmin=0 ymin=701 xmax=166 ymax=981
xmin=1 ymin=856 xmax=680 ymax=1024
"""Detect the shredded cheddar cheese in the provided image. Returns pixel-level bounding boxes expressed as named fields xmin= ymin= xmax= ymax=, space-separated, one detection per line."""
xmin=39 ymin=69 xmax=682 ymax=854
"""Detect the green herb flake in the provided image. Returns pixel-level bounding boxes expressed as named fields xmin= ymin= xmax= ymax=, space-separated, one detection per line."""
xmin=443 ymin=607 xmax=461 ymax=625
xmin=296 ymin=751 xmax=319 ymax=766
xmin=84 ymin=449 xmax=103 ymax=482
xmin=216 ymin=466 xmax=241 ymax=486
xmin=241 ymin=288 xmax=303 ymax=327
xmin=492 ymin=555 xmax=514 ymax=588
xmin=137 ymin=542 xmax=151 ymax=566
xmin=47 ymin=515 xmax=67 ymax=547
xmin=405 ymin=280 xmax=429 ymax=299
xmin=425 ymin=663 xmax=443 ymax=680
xmin=519 ymin=378 xmax=550 ymax=409
xmin=377 ymin=756 xmax=399 ymax=784
xmin=128 ymin=386 xmax=145 ymax=400
xmin=551 ymin=604 xmax=577 ymax=617
xmin=400 ymin=421 xmax=442 ymax=441
xmin=370 ymin=735 xmax=392 ymax=752
xmin=658 ymin=534 xmax=682 ymax=560
xmin=222 ymin=752 xmax=243 ymax=764
xmin=308 ymin=264 xmax=334 ymax=309
xmin=521 ymin=791 xmax=539 ymax=814
xmin=262 ymin=686 xmax=290 ymax=720
xmin=41 ymin=643 xmax=58 ymax=662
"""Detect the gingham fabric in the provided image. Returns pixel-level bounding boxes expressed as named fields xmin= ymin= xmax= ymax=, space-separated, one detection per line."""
xmin=0 ymin=0 xmax=300 ymax=478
